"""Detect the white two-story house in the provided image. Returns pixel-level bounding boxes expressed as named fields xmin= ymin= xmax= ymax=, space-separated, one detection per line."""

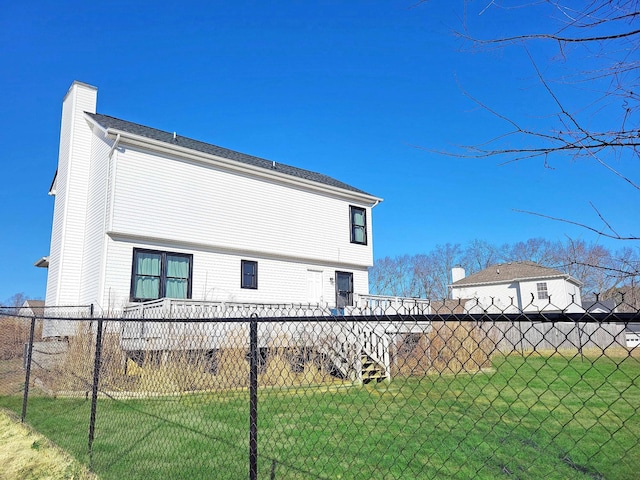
xmin=40 ymin=81 xmax=382 ymax=318
xmin=450 ymin=262 xmax=583 ymax=313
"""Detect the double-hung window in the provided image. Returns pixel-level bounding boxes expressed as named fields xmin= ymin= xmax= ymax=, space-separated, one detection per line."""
xmin=350 ymin=206 xmax=367 ymax=245
xmin=241 ymin=260 xmax=258 ymax=289
xmin=536 ymin=282 xmax=549 ymax=300
xmin=131 ymin=248 xmax=192 ymax=301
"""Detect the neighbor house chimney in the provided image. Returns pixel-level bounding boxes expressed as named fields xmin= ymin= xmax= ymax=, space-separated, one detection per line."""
xmin=451 ymin=266 xmax=466 ymax=283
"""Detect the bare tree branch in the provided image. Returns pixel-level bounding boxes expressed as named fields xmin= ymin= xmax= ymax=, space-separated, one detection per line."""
xmin=514 ymin=209 xmax=639 ymax=240
xmin=412 ymin=1 xmax=639 ymax=242
xmin=457 ymin=28 xmax=640 ymax=44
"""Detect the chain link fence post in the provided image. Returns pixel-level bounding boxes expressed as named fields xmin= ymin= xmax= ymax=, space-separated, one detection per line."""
xmin=88 ymin=305 xmax=101 ymax=467
xmin=20 ymin=315 xmax=37 ymax=422
xmin=249 ymin=313 xmax=259 ymax=480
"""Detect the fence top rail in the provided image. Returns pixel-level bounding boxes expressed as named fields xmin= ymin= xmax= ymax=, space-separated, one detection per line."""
xmin=1 ymin=311 xmax=638 ymax=324
xmin=357 ymin=294 xmax=431 ymax=303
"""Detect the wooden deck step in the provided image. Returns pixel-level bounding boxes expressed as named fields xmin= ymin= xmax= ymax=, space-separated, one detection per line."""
xmin=361 ymin=354 xmax=386 ymax=383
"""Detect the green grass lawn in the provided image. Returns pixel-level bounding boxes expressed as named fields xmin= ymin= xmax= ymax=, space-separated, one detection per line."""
xmin=1 ymin=352 xmax=639 ymax=479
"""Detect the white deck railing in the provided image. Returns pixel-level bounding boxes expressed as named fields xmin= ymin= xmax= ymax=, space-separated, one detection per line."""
xmin=354 ymin=294 xmax=431 ymax=315
xmin=123 ymin=295 xmax=431 ymax=319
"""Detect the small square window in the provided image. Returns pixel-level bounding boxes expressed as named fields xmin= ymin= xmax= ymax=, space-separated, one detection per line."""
xmin=241 ymin=260 xmax=258 ymax=289
xmin=350 ymin=206 xmax=367 ymax=245
xmin=537 ymin=282 xmax=549 ymax=300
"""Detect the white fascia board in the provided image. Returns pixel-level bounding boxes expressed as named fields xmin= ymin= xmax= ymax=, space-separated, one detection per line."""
xmin=511 ymin=274 xmax=584 ymax=288
xmin=104 ymin=128 xmax=383 ymax=207
xmin=565 ymin=275 xmax=585 ymax=287
xmin=85 ymin=113 xmax=108 ymax=136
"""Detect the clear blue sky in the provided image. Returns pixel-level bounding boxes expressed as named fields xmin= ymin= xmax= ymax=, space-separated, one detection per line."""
xmin=1 ymin=1 xmax=637 ymax=302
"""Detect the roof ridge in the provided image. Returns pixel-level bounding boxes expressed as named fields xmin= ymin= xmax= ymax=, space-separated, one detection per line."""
xmin=451 ymin=261 xmax=577 ymax=287
xmin=86 ymin=112 xmax=376 ymax=198
xmin=91 ymin=112 xmax=275 ymax=163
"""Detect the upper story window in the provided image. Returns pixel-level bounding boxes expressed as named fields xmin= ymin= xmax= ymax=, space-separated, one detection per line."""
xmin=131 ymin=248 xmax=192 ymax=301
xmin=350 ymin=206 xmax=367 ymax=245
xmin=537 ymin=282 xmax=549 ymax=300
xmin=241 ymin=260 xmax=258 ymax=289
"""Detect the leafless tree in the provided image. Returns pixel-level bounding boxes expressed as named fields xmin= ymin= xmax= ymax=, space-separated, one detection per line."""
xmin=370 ymin=244 xmax=462 ymax=299
xmin=368 ymin=256 xmax=401 ymax=296
xmin=369 ymin=237 xmax=639 ymax=299
xmin=461 ymin=239 xmax=505 ymax=273
xmin=369 ymin=255 xmax=419 ymax=297
xmin=412 ymin=254 xmax=440 ymax=299
xmin=554 ymin=239 xmax=627 ymax=295
xmin=507 ymin=238 xmax=558 ymax=265
xmin=430 ymin=243 xmax=464 ymax=298
xmin=2 ymin=292 xmax=27 ymax=309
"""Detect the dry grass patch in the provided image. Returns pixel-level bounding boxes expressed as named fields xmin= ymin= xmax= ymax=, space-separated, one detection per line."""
xmin=0 ymin=317 xmax=42 ymax=361
xmin=258 ymin=346 xmax=333 ymax=387
xmin=50 ymin=329 xmax=127 ymax=393
xmin=0 ymin=409 xmax=95 ymax=480
xmin=33 ymin=326 xmax=369 ymax=395
xmin=393 ymin=322 xmax=494 ymax=376
xmin=133 ymin=350 xmax=218 ymax=393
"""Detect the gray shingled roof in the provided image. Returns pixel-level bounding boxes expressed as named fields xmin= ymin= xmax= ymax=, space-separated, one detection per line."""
xmin=582 ymin=298 xmax=617 ymax=312
xmin=21 ymin=300 xmax=46 ymax=316
xmin=87 ymin=113 xmax=373 ymax=197
xmin=451 ymin=261 xmax=578 ymax=286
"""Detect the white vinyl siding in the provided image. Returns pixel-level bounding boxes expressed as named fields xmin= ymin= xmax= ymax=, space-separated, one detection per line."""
xmin=452 ymin=277 xmax=583 ymax=313
xmin=78 ymin=127 xmax=112 ymax=305
xmin=100 ymin=237 xmax=369 ymax=309
xmin=110 ymin=147 xmax=373 ymax=267
xmin=520 ymin=278 xmax=582 ymax=312
xmin=45 ymin=82 xmax=377 ymax=313
xmin=45 ymin=82 xmax=97 ymax=307
xmin=452 ymin=282 xmax=520 ymax=312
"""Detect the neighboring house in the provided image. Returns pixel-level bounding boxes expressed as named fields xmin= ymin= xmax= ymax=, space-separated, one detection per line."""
xmin=38 ymin=81 xmax=382 ymax=331
xmin=20 ymin=300 xmax=46 ymax=317
xmin=604 ymin=286 xmax=640 ymax=348
xmin=582 ymin=298 xmax=617 ymax=313
xmin=588 ymin=288 xmax=640 ymax=348
xmin=625 ymin=324 xmax=640 ymax=348
xmin=450 ymin=262 xmax=584 ymax=313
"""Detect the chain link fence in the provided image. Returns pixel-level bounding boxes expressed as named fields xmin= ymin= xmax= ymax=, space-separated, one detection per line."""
xmin=1 ymin=299 xmax=639 ymax=479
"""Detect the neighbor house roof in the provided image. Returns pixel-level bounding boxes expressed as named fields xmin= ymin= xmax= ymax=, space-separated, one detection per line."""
xmin=451 ymin=261 xmax=583 ymax=288
xmin=86 ymin=113 xmax=377 ymax=198
xmin=627 ymin=323 xmax=640 ymax=333
xmin=21 ymin=299 xmax=45 ymax=316
xmin=582 ymin=298 xmax=617 ymax=313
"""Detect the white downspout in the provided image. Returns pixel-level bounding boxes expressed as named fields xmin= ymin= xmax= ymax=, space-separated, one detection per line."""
xmin=98 ymin=134 xmax=120 ymax=308
xmin=108 ymin=133 xmax=121 ymax=159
